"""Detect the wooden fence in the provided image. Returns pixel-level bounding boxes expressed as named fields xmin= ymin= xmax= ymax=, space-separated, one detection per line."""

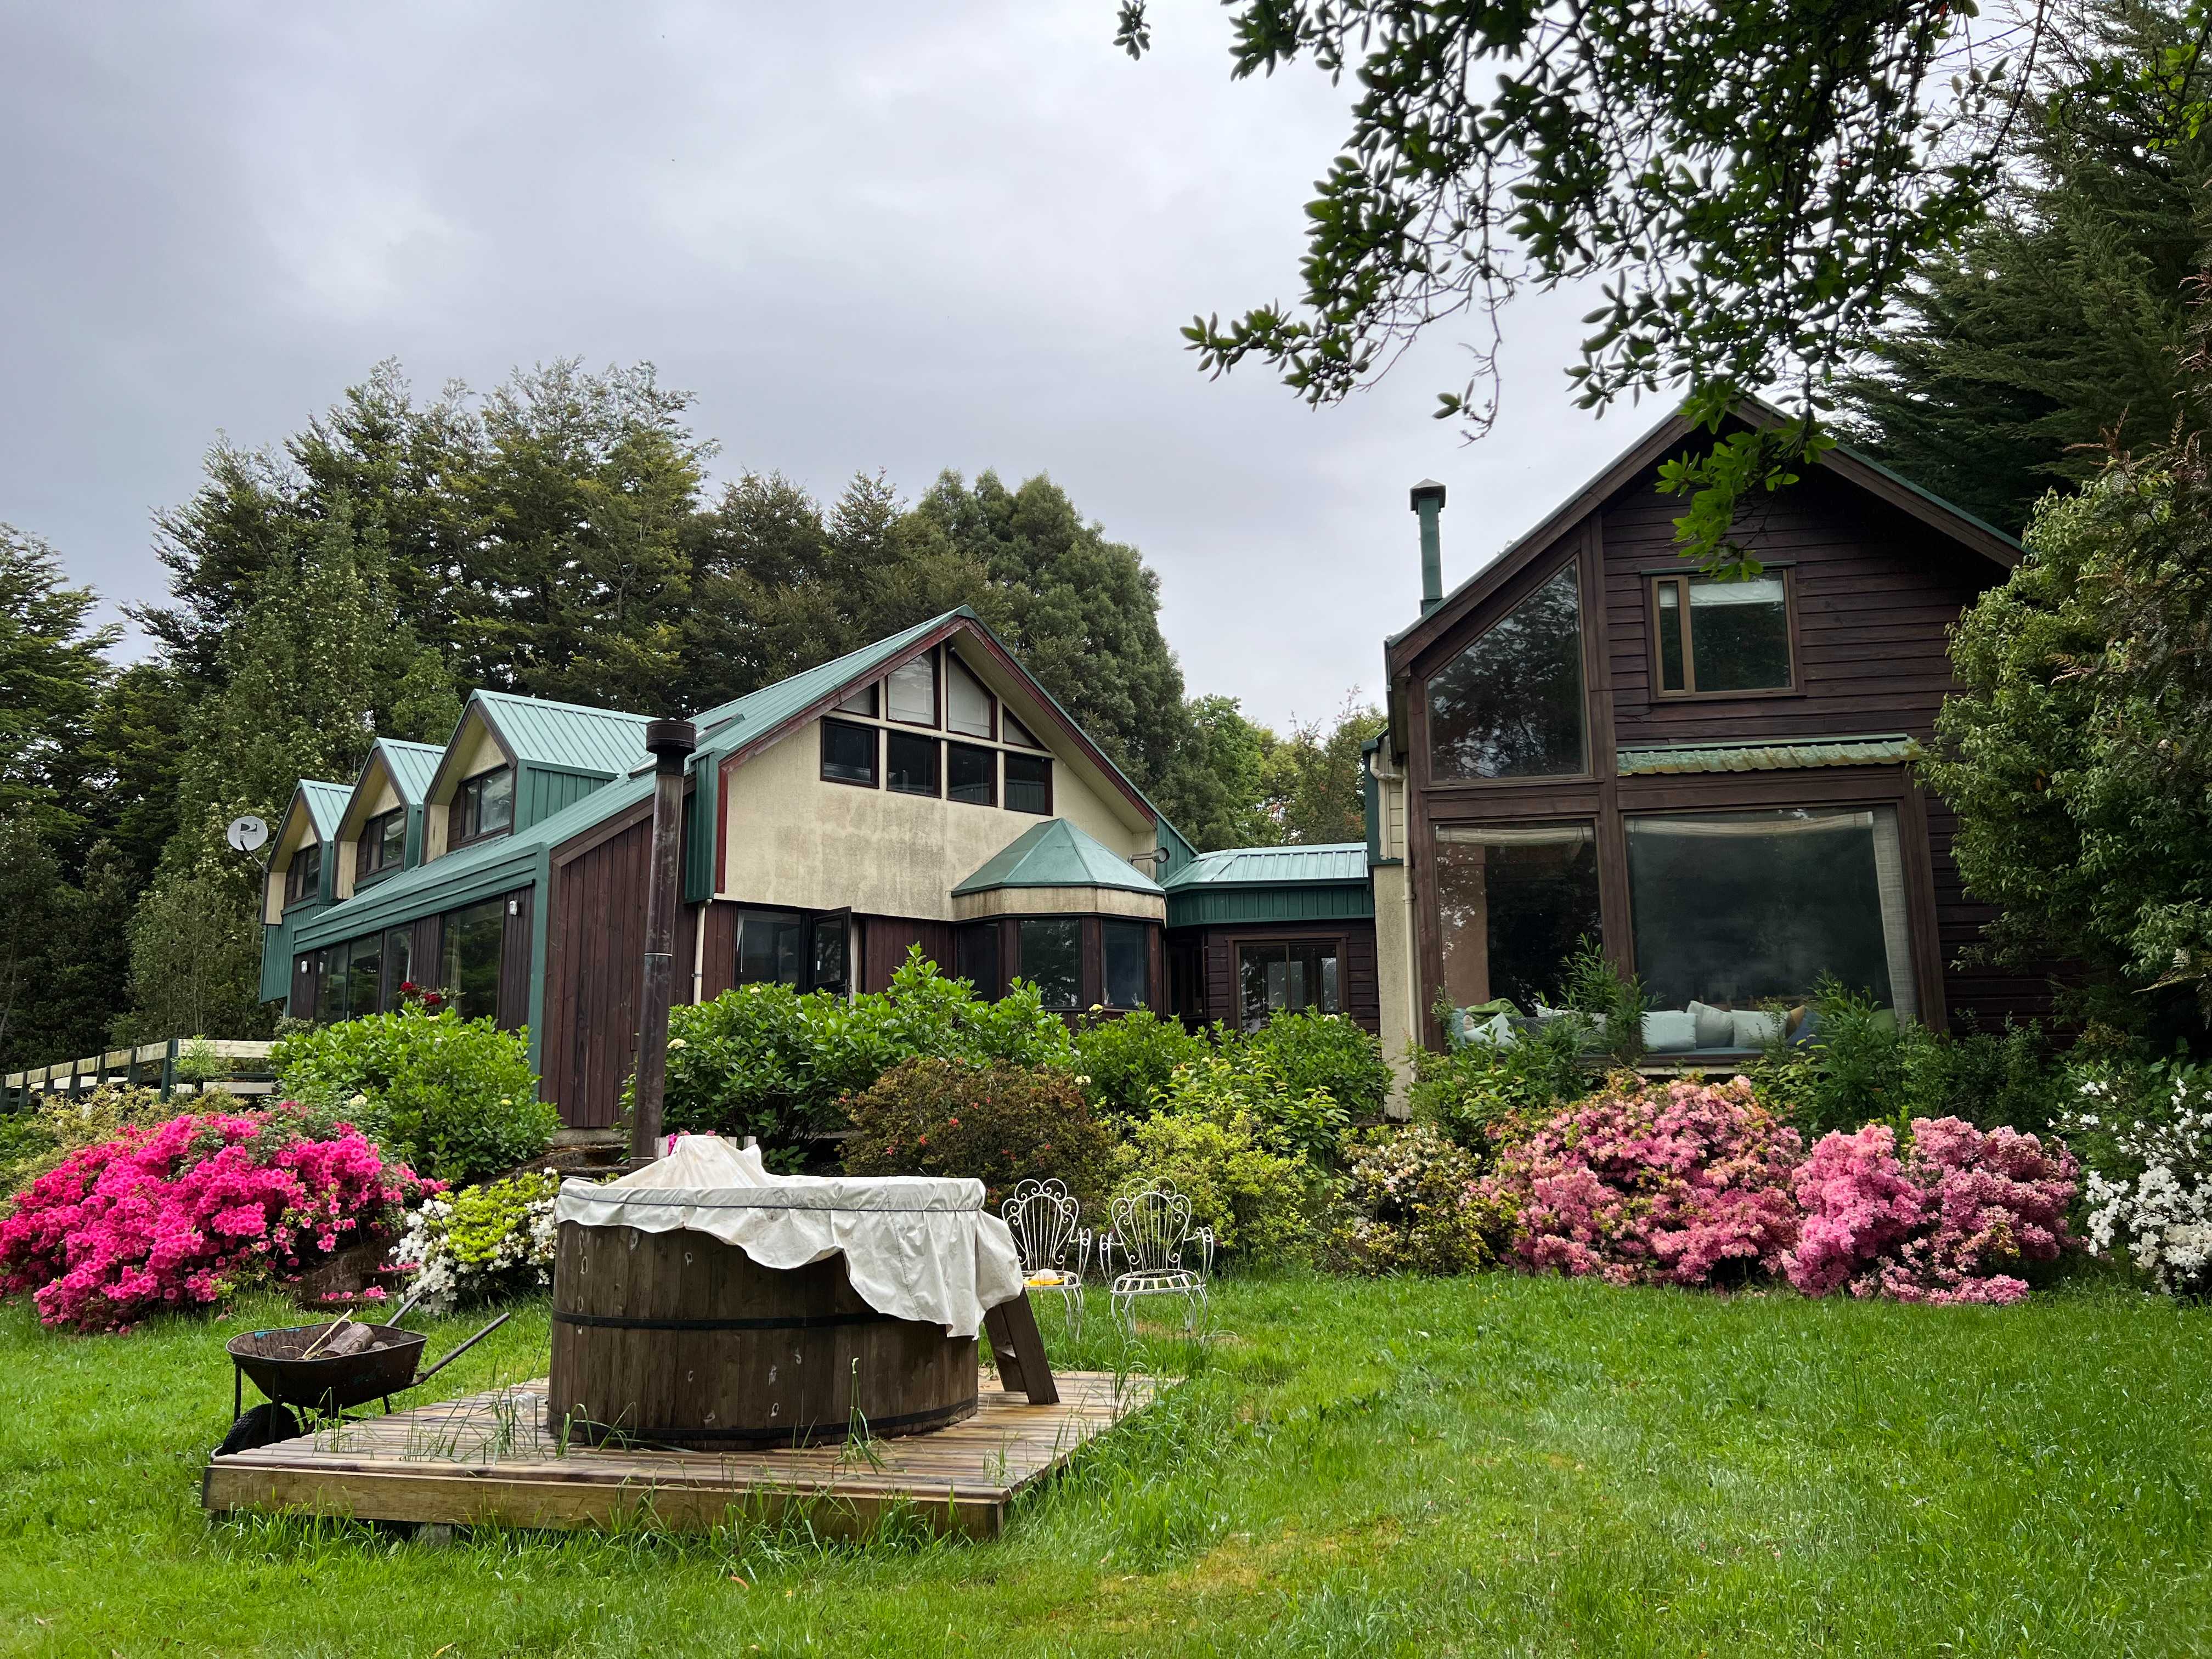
xmin=2 ymin=1039 xmax=278 ymax=1111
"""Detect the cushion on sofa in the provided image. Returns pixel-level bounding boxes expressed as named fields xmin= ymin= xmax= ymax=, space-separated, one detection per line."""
xmin=1642 ymin=1009 xmax=1699 ymax=1052
xmin=1687 ymin=1000 xmax=1734 ymax=1048
xmin=1729 ymin=1009 xmax=1780 ymax=1048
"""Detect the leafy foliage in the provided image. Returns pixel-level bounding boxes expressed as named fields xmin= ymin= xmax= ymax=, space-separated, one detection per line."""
xmin=1409 ymin=1015 xmax=1588 ymax=1149
xmin=1112 ymin=1108 xmax=1313 ymax=1262
xmin=653 ymin=951 xmax=1074 ymax=1163
xmin=842 ymin=1058 xmax=1117 ymax=1211
xmin=1150 ymin=1050 xmax=1351 ymax=1170
xmin=1328 ymin=1125 xmax=1502 ymax=1277
xmin=1069 ymin=1009 xmax=1211 ymax=1125
xmin=389 ymin=1169 xmax=561 ymax=1315
xmin=270 ymin=1003 xmax=554 ymax=1186
xmin=0 ymin=1086 xmax=180 ymax=1197
xmin=2066 ymin=1058 xmax=2212 ymax=1295
xmin=1234 ymin=1008 xmax=1392 ymax=1123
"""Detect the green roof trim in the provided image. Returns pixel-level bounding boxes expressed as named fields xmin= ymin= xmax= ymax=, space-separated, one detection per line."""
xmin=376 ymin=739 xmax=445 ymax=804
xmin=1616 ymin=734 xmax=1918 ymax=776
xmin=475 ymin=690 xmax=654 ymax=776
xmin=952 ymin=819 xmax=1163 ymax=897
xmin=297 ymin=780 xmax=351 ymax=840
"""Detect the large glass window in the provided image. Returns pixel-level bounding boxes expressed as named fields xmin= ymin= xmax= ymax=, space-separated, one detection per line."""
xmin=1103 ymin=921 xmax=1149 ymax=1009
xmin=314 ymin=940 xmax=351 ymax=1024
xmin=810 ymin=913 xmax=851 ymax=997
xmin=442 ymin=899 xmax=505 ymax=1022
xmin=1238 ymin=941 xmax=1339 ymax=1030
xmin=357 ymin=809 xmax=405 ymax=878
xmin=458 ymin=767 xmax=515 ymax=842
xmin=1652 ymin=573 xmax=1792 ymax=694
xmin=1427 ymin=565 xmax=1585 ymax=780
xmin=821 ymin=720 xmax=878 ymax=786
xmin=886 ymin=731 xmax=941 ymax=797
xmin=947 ymin=742 xmax=996 ymax=806
xmin=1005 ymin=752 xmax=1052 ymax=815
xmin=285 ymin=841 xmax=322 ymax=905
xmin=888 ymin=652 xmax=938 ymax=725
xmin=381 ymin=926 xmax=413 ymax=1005
xmin=1434 ymin=823 xmax=1601 ymax=1012
xmin=735 ymin=910 xmax=805 ymax=988
xmin=946 ymin=655 xmax=995 ymax=738
xmin=1626 ymin=806 xmax=1916 ymax=1023
xmin=1018 ymin=918 xmax=1081 ymax=1009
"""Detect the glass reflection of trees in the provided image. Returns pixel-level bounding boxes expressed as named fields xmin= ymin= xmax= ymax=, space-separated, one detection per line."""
xmin=1426 ymin=566 xmax=1585 ymax=780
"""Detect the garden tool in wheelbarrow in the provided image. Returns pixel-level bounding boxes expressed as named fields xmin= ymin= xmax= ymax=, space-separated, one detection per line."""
xmin=216 ymin=1304 xmax=512 ymax=1454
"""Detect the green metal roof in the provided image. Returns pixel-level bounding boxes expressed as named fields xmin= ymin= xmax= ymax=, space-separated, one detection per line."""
xmin=297 ymin=780 xmax=351 ymax=839
xmin=952 ymin=818 xmax=1164 ymax=897
xmin=691 ymin=612 xmax=953 ymax=740
xmin=1616 ymin=734 xmax=1917 ymax=776
xmin=1164 ymin=843 xmax=1369 ymax=890
xmin=376 ymin=739 xmax=445 ymax=803
xmin=475 ymin=690 xmax=654 ymax=776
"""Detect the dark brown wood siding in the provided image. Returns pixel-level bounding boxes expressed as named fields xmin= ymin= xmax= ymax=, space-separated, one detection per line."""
xmin=544 ymin=808 xmax=654 ymax=1131
xmin=1183 ymin=919 xmax=1381 ymax=1035
xmin=859 ymin=916 xmax=956 ymax=994
xmin=700 ymin=902 xmax=738 ymax=1002
xmin=410 ymin=915 xmax=443 ymax=996
xmin=497 ymin=888 xmax=533 ymax=1034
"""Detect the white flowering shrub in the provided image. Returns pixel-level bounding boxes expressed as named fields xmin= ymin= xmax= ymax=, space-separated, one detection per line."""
xmin=2066 ymin=1068 xmax=2212 ymax=1296
xmin=390 ymin=1169 xmax=561 ymax=1313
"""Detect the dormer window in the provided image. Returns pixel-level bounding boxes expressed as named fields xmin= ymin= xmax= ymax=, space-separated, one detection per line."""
xmin=456 ymin=766 xmax=515 ymax=844
xmin=285 ymin=842 xmax=323 ymax=906
xmin=357 ymin=810 xmax=405 ymax=880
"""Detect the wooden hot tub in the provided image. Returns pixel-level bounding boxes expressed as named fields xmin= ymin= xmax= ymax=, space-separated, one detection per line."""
xmin=544 ymin=1220 xmax=980 ymax=1449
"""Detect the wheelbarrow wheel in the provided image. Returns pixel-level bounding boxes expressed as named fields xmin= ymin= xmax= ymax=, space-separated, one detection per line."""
xmin=217 ymin=1402 xmax=303 ymax=1455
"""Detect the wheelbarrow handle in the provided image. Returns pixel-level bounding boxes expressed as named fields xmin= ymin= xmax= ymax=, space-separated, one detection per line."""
xmin=410 ymin=1310 xmax=514 ymax=1386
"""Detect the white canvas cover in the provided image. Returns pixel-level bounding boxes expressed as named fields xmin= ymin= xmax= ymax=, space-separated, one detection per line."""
xmin=552 ymin=1136 xmax=1025 ymax=1338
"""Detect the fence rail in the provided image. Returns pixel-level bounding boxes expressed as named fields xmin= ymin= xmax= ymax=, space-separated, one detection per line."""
xmin=2 ymin=1039 xmax=278 ymax=1110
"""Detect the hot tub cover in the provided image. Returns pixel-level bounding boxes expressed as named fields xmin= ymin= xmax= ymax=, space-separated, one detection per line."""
xmin=554 ymin=1137 xmax=1026 ymax=1338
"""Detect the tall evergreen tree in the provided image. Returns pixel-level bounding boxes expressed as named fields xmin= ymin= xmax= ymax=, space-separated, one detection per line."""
xmin=0 ymin=524 xmax=118 ymax=844
xmin=1841 ymin=0 xmax=2212 ymax=532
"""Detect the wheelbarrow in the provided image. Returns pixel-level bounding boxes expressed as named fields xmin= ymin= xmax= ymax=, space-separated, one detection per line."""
xmin=218 ymin=1310 xmax=512 ymax=1454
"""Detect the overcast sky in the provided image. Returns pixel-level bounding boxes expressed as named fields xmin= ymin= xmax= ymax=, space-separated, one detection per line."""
xmin=0 ymin=1 xmax=1633 ymax=730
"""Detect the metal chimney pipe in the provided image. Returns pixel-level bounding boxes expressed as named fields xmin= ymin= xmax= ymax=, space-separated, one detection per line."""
xmin=630 ymin=717 xmax=698 ymax=1161
xmin=1411 ymin=480 xmax=1447 ymax=615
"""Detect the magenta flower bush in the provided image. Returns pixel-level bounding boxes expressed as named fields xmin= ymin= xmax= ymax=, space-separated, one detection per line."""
xmin=0 ymin=1105 xmax=427 ymax=1332
xmin=1477 ymin=1075 xmax=1803 ymax=1288
xmin=1786 ymin=1117 xmax=2078 ymax=1305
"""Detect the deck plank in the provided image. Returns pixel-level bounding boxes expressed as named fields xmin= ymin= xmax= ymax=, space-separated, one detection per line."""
xmin=203 ymin=1370 xmax=1158 ymax=1539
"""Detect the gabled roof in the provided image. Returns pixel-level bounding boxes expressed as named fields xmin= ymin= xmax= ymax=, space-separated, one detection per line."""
xmin=296 ymin=780 xmax=351 ymax=840
xmin=473 ymin=690 xmax=654 ymax=776
xmin=377 ymin=738 xmax=445 ymax=803
xmin=1386 ymin=398 xmax=2023 ymax=669
xmin=1164 ymin=843 xmax=1369 ymax=890
xmin=952 ymin=818 xmax=1164 ymax=897
xmin=691 ymin=612 xmax=952 ymax=741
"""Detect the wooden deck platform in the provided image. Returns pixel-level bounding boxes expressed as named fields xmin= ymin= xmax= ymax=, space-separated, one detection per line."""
xmin=202 ymin=1370 xmax=1159 ymax=1539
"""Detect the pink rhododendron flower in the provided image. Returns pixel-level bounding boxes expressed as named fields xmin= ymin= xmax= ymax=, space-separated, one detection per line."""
xmin=0 ymin=1104 xmax=427 ymax=1333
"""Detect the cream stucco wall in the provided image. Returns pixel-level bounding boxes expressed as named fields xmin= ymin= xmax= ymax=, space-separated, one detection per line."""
xmin=721 ymin=715 xmax=1153 ymax=918
xmin=425 ymin=715 xmax=507 ymax=861
xmin=952 ymin=885 xmax=1164 ymax=922
xmin=1368 ymin=748 xmax=1418 ymax=1116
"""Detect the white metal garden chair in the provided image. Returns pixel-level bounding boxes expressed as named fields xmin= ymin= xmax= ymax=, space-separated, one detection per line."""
xmin=1000 ymin=1178 xmax=1091 ymax=1335
xmin=1101 ymin=1183 xmax=1215 ymax=1335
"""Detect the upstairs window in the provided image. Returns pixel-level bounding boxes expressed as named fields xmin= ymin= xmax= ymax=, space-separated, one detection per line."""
xmin=836 ymin=682 xmax=878 ymax=717
xmin=285 ymin=842 xmax=322 ymax=905
xmin=456 ymin=767 xmax=515 ymax=843
xmin=1652 ymin=572 xmax=1793 ymax=695
xmin=1427 ymin=565 xmax=1585 ymax=780
xmin=357 ymin=809 xmax=405 ymax=879
xmin=821 ymin=720 xmax=878 ymax=786
xmin=888 ymin=652 xmax=938 ymax=726
xmin=947 ymin=742 xmax=996 ymax=805
xmin=1002 ymin=710 xmax=1043 ymax=748
xmin=946 ymin=654 xmax=996 ymax=738
xmin=1005 ymin=752 xmax=1052 ymax=814
xmin=886 ymin=731 xmax=941 ymax=796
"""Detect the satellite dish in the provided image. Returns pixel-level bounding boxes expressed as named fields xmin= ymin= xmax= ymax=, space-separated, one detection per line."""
xmin=226 ymin=815 xmax=269 ymax=854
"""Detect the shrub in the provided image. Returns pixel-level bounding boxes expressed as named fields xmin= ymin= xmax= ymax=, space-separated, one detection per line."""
xmin=1150 ymin=1049 xmax=1350 ymax=1169
xmin=173 ymin=1037 xmax=231 ymax=1088
xmin=1787 ymin=1117 xmax=2076 ymax=1305
xmin=0 ymin=1105 xmax=427 ymax=1331
xmin=2066 ymin=1060 xmax=2212 ymax=1296
xmin=1478 ymin=1074 xmax=1802 ymax=1288
xmin=389 ymin=1168 xmax=561 ymax=1314
xmin=1 ymin=1086 xmax=182 ymax=1196
xmin=1233 ymin=1009 xmax=1393 ymax=1121
xmin=270 ymin=1002 xmax=555 ymax=1185
xmin=1070 ymin=1010 xmax=1210 ymax=1124
xmin=1559 ymin=936 xmax=1649 ymax=1065
xmin=1409 ymin=1015 xmax=1586 ymax=1150
xmin=1111 ymin=1108 xmax=1312 ymax=1264
xmin=842 ymin=1058 xmax=1116 ymax=1210
xmin=1328 ymin=1125 xmax=1503 ymax=1276
xmin=654 ymin=950 xmax=1074 ymax=1161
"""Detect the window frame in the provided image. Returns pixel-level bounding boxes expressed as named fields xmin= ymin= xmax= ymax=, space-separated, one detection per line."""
xmin=946 ymin=741 xmax=997 ymax=806
xmin=945 ymin=651 xmax=997 ymax=740
xmin=886 ymin=648 xmax=941 ymax=729
xmin=1014 ymin=916 xmax=1084 ymax=1011
xmin=454 ymin=765 xmax=516 ymax=847
xmin=1233 ymin=936 xmax=1343 ymax=1030
xmin=284 ymin=840 xmax=323 ymax=907
xmin=1101 ymin=918 xmax=1152 ymax=1011
xmin=1421 ymin=558 xmax=1593 ymax=787
xmin=1645 ymin=566 xmax=1801 ymax=700
xmin=356 ymin=808 xmax=406 ymax=881
xmin=885 ymin=730 xmax=943 ymax=798
xmin=1003 ymin=751 xmax=1053 ymax=815
xmin=820 ymin=718 xmax=881 ymax=788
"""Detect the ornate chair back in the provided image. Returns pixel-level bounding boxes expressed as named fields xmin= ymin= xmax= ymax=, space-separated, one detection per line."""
xmin=1001 ymin=1178 xmax=1081 ymax=1277
xmin=1109 ymin=1184 xmax=1196 ymax=1277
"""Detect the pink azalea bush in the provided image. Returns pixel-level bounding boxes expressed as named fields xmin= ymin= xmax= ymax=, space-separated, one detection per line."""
xmin=1477 ymin=1075 xmax=1803 ymax=1288
xmin=1786 ymin=1117 xmax=2077 ymax=1305
xmin=0 ymin=1105 xmax=427 ymax=1332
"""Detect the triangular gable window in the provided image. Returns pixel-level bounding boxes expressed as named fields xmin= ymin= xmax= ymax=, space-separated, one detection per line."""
xmin=1427 ymin=565 xmax=1586 ymax=780
xmin=1002 ymin=710 xmax=1043 ymax=749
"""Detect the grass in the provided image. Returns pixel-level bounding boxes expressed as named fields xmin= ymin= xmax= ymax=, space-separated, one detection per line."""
xmin=4 ymin=1272 xmax=2211 ymax=1656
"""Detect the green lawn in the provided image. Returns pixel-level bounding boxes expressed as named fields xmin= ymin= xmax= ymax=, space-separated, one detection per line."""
xmin=4 ymin=1272 xmax=2210 ymax=1657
